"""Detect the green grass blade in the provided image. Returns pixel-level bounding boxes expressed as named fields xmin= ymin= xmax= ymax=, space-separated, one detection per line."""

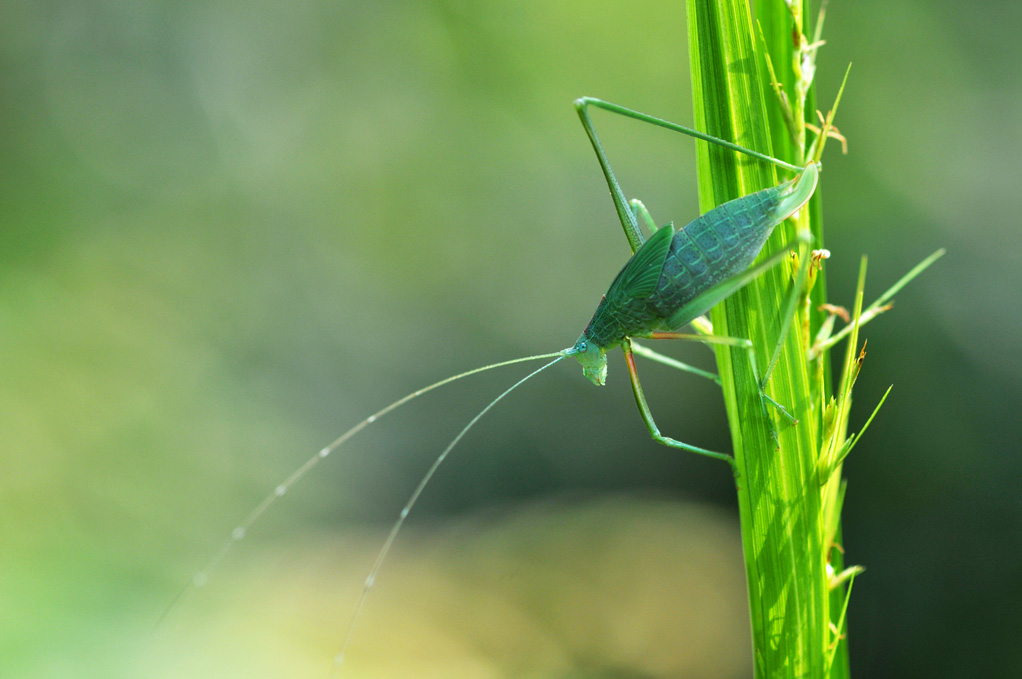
xmin=688 ymin=2 xmax=827 ymax=677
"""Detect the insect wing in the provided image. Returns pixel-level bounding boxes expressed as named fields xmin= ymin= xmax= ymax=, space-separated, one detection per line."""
xmin=605 ymin=223 xmax=675 ymax=302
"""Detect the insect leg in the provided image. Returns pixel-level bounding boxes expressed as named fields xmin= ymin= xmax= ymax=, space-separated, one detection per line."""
xmin=642 ymin=331 xmax=797 ymax=427
xmin=761 ymin=237 xmax=814 ymax=388
xmin=629 ymin=341 xmax=720 ymax=385
xmin=620 ymin=338 xmax=735 ymax=468
xmin=575 ymin=96 xmax=806 ymax=256
xmin=575 ymin=98 xmax=644 ymax=254
xmin=629 ymin=199 xmax=660 ymax=236
xmin=575 ymin=97 xmax=803 ymax=173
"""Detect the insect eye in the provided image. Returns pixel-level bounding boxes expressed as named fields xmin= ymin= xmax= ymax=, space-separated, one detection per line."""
xmin=578 ymin=341 xmax=587 ymax=352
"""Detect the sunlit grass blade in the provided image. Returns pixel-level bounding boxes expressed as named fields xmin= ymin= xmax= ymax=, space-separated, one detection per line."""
xmin=688 ymin=2 xmax=827 ymax=677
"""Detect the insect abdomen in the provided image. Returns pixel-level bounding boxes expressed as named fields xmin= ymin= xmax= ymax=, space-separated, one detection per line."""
xmin=650 ymin=187 xmax=783 ymax=322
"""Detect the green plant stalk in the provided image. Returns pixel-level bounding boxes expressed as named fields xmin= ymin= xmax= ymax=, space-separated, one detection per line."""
xmin=687 ymin=1 xmax=843 ymax=676
xmin=789 ymin=1 xmax=852 ymax=673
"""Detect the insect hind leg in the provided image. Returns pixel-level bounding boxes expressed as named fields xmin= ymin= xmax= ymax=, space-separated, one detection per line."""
xmin=574 ymin=97 xmax=803 ymax=257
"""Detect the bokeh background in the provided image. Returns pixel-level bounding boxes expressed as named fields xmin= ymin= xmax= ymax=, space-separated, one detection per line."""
xmin=3 ymin=1 xmax=1019 ymax=677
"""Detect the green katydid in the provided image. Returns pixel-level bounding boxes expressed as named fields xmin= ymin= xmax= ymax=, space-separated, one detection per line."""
xmin=570 ymin=98 xmax=818 ymax=466
xmin=169 ymin=97 xmax=821 ymax=670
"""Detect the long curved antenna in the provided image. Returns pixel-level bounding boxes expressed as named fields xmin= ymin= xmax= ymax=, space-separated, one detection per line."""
xmin=332 ymin=352 xmax=567 ymax=672
xmin=160 ymin=349 xmax=569 ymax=625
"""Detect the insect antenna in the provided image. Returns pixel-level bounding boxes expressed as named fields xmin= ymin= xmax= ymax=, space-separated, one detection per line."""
xmin=161 ymin=348 xmax=569 ymax=626
xmin=332 ymin=351 xmax=567 ymax=671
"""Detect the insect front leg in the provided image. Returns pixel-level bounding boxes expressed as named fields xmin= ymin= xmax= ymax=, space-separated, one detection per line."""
xmin=641 ymin=331 xmax=797 ymax=431
xmin=629 ymin=341 xmax=720 ymax=385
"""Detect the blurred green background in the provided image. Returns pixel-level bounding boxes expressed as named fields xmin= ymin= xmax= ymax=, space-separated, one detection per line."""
xmin=3 ymin=0 xmax=1019 ymax=677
